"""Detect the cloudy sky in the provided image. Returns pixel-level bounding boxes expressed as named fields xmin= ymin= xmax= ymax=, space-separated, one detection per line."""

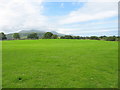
xmin=0 ymin=0 xmax=118 ymax=36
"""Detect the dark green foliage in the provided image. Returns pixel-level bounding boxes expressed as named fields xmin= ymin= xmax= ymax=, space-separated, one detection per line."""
xmin=60 ymin=35 xmax=118 ymax=41
xmin=51 ymin=35 xmax=58 ymax=39
xmin=79 ymin=36 xmax=84 ymax=39
xmin=73 ymin=36 xmax=80 ymax=39
xmin=60 ymin=35 xmax=73 ymax=39
xmin=85 ymin=37 xmax=90 ymax=39
xmin=43 ymin=32 xmax=53 ymax=39
xmin=99 ymin=36 xmax=107 ymax=40
xmin=81 ymin=37 xmax=86 ymax=39
xmin=61 ymin=35 xmax=100 ymax=40
xmin=13 ymin=33 xmax=20 ymax=39
xmin=60 ymin=36 xmax=64 ymax=39
xmin=105 ymin=36 xmax=116 ymax=41
xmin=90 ymin=36 xmax=100 ymax=40
xmin=27 ymin=33 xmax=39 ymax=39
xmin=0 ymin=32 xmax=7 ymax=40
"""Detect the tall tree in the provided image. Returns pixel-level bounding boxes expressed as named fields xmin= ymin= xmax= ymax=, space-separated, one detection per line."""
xmin=13 ymin=33 xmax=20 ymax=39
xmin=43 ymin=32 xmax=53 ymax=39
xmin=0 ymin=32 xmax=7 ymax=40
xmin=27 ymin=33 xmax=39 ymax=39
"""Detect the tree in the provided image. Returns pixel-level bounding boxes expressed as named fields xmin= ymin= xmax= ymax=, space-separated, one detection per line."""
xmin=90 ymin=36 xmax=100 ymax=40
xmin=105 ymin=36 xmax=116 ymax=41
xmin=85 ymin=36 xmax=90 ymax=39
xmin=43 ymin=32 xmax=53 ymax=39
xmin=13 ymin=33 xmax=20 ymax=39
xmin=60 ymin=35 xmax=73 ymax=39
xmin=99 ymin=36 xmax=107 ymax=40
xmin=51 ymin=35 xmax=58 ymax=39
xmin=60 ymin=36 xmax=65 ymax=39
xmin=27 ymin=33 xmax=39 ymax=39
xmin=73 ymin=36 xmax=80 ymax=39
xmin=0 ymin=32 xmax=7 ymax=40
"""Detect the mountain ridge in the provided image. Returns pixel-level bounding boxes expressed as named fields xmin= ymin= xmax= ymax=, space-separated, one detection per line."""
xmin=6 ymin=30 xmax=64 ymax=39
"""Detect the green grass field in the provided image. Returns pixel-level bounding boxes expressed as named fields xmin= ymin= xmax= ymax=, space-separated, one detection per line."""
xmin=2 ymin=39 xmax=118 ymax=88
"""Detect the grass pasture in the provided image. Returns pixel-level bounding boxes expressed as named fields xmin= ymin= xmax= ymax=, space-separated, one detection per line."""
xmin=2 ymin=39 xmax=118 ymax=88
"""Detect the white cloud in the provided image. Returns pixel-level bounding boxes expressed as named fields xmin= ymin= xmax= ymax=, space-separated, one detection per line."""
xmin=0 ymin=0 xmax=50 ymax=33
xmin=59 ymin=2 xmax=118 ymax=24
xmin=56 ymin=17 xmax=118 ymax=35
xmin=57 ymin=27 xmax=117 ymax=36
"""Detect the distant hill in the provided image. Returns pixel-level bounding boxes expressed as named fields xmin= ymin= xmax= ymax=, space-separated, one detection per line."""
xmin=6 ymin=30 xmax=64 ymax=39
xmin=19 ymin=30 xmax=45 ymax=33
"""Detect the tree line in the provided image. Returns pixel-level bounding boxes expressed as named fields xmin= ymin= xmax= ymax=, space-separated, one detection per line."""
xmin=60 ymin=35 xmax=119 ymax=41
xmin=0 ymin=32 xmax=119 ymax=41
xmin=0 ymin=32 xmax=58 ymax=40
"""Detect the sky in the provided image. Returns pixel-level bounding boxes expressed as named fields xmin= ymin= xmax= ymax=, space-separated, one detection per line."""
xmin=0 ymin=0 xmax=118 ymax=36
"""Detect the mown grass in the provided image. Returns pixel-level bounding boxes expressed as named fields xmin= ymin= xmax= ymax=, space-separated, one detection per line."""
xmin=2 ymin=39 xmax=118 ymax=88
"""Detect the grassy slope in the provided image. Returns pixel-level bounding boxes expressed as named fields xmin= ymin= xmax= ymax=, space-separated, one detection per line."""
xmin=2 ymin=39 xmax=118 ymax=88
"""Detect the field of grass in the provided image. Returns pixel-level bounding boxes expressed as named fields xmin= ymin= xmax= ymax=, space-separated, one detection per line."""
xmin=2 ymin=39 xmax=118 ymax=88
